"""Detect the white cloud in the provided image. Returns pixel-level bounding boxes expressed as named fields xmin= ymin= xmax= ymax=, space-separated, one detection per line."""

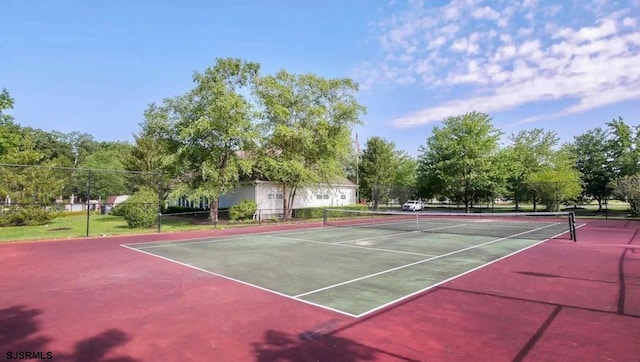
xmin=472 ymin=6 xmax=500 ymax=21
xmin=357 ymin=0 xmax=640 ymax=125
xmin=623 ymin=17 xmax=637 ymax=27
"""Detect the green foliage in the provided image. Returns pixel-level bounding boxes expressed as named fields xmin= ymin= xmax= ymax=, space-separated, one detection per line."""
xmin=77 ymin=149 xmax=129 ymax=200
xmin=0 ymin=207 xmax=53 ymax=226
xmin=122 ymin=188 xmax=159 ymax=228
xmin=612 ymin=174 xmax=640 ymax=215
xmin=526 ymin=146 xmax=582 ymax=211
xmin=572 ymin=127 xmax=612 ymax=209
xmin=607 ymin=117 xmax=639 ymax=177
xmin=294 ymin=204 xmax=368 ymax=219
xmin=229 ymin=200 xmax=258 ymax=221
xmin=358 ymin=137 xmax=399 ymax=209
xmin=501 ymin=129 xmax=560 ymax=207
xmin=110 ymin=202 xmax=128 ymax=216
xmin=150 ymin=58 xmax=261 ymax=223
xmin=254 ymin=70 xmax=365 ymax=218
xmin=417 ymin=111 xmax=502 ymax=212
xmin=164 ymin=206 xmax=207 ymax=214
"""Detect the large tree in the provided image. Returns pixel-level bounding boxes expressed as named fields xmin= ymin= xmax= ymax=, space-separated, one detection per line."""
xmin=254 ymin=71 xmax=365 ymax=218
xmin=358 ymin=137 xmax=398 ymax=209
xmin=572 ymin=127 xmax=612 ymax=210
xmin=0 ymin=136 xmax=66 ymax=205
xmin=502 ymin=129 xmax=559 ymax=210
xmin=0 ymin=88 xmax=21 ymax=159
xmin=122 ymin=117 xmax=170 ymax=199
xmin=607 ymin=117 xmax=639 ymax=178
xmin=78 ymin=147 xmax=129 ymax=200
xmin=526 ymin=145 xmax=582 ymax=211
xmin=151 ymin=58 xmax=260 ymax=222
xmin=417 ymin=111 xmax=502 ymax=213
xmin=391 ymin=151 xmax=418 ymax=205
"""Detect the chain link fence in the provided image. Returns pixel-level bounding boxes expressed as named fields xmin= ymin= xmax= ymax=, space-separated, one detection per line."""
xmin=361 ymin=180 xmax=636 ymax=218
xmin=0 ymin=163 xmax=161 ymax=238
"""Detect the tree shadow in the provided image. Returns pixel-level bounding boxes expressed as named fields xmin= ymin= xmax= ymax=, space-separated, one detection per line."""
xmin=0 ymin=305 xmax=51 ymax=352
xmin=252 ymin=329 xmax=418 ymax=362
xmin=0 ymin=305 xmax=140 ymax=362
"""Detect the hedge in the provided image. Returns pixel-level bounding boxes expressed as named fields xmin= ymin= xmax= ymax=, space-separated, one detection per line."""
xmin=292 ymin=204 xmax=368 ymax=219
xmin=229 ymin=200 xmax=258 ymax=221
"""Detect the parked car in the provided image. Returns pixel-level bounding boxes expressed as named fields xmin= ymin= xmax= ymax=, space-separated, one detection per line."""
xmin=402 ymin=200 xmax=424 ymax=211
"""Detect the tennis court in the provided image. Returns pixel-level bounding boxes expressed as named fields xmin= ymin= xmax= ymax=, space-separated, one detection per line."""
xmin=123 ymin=210 xmax=578 ymax=317
xmin=2 ymin=210 xmax=639 ymax=361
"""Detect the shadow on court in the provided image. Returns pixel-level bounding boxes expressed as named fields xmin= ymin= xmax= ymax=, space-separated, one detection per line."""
xmin=0 ymin=305 xmax=140 ymax=362
xmin=251 ymin=329 xmax=419 ymax=362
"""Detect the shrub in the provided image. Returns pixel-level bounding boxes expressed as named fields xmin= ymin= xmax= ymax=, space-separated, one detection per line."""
xmin=293 ymin=204 xmax=368 ymax=219
xmin=0 ymin=207 xmax=53 ymax=227
xmin=164 ymin=206 xmax=206 ymax=214
xmin=123 ymin=188 xmax=159 ymax=228
xmin=229 ymin=200 xmax=257 ymax=221
xmin=110 ymin=202 xmax=129 ymax=216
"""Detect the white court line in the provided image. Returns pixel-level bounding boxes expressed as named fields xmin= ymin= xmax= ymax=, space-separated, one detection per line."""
xmin=354 ymin=225 xmax=581 ymax=318
xmin=333 ymin=230 xmax=423 ymax=244
xmin=293 ymin=222 xmax=562 ymax=298
xmin=271 ymin=235 xmax=436 ymax=258
xmin=120 ymin=244 xmax=358 ymax=318
xmin=122 ymin=224 xmax=332 ymax=248
xmin=332 ymin=223 xmax=466 ymax=245
xmin=132 ymin=236 xmax=263 ymax=249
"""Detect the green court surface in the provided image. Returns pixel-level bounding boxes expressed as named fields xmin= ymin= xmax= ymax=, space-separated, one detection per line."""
xmin=123 ymin=226 xmax=560 ymax=317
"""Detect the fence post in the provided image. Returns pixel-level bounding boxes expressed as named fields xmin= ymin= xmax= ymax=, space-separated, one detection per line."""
xmin=85 ymin=169 xmax=92 ymax=237
xmin=157 ymin=171 xmax=163 ymax=233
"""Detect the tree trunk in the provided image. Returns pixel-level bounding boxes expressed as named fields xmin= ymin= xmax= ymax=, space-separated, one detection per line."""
xmin=533 ymin=197 xmax=537 ymax=212
xmin=597 ymin=197 xmax=602 ymax=211
xmin=464 ymin=199 xmax=470 ymax=213
xmin=282 ymin=184 xmax=289 ymax=220
xmin=209 ymin=197 xmax=219 ymax=224
xmin=285 ymin=186 xmax=297 ymax=220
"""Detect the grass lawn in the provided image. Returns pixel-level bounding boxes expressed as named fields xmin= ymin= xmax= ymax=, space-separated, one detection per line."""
xmin=0 ymin=212 xmax=323 ymax=243
xmin=0 ymin=213 xmax=232 ymax=242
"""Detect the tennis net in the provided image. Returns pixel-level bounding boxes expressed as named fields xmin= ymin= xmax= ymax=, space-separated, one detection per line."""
xmin=323 ymin=209 xmax=577 ymax=242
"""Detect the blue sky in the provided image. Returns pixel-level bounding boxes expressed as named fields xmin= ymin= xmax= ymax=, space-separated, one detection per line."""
xmin=2 ymin=0 xmax=639 ymax=156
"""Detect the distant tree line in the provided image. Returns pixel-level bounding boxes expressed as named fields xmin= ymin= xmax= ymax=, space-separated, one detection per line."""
xmin=357 ymin=112 xmax=639 ymax=214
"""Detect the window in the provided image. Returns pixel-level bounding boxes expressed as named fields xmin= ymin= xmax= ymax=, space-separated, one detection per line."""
xmin=323 ymin=194 xmax=330 ymax=199
xmin=316 ymin=194 xmax=324 ymax=200
xmin=268 ymin=193 xmax=283 ymax=200
xmin=341 ymin=195 xmax=346 ymax=200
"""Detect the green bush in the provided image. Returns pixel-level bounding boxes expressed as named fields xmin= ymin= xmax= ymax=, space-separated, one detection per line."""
xmin=164 ymin=206 xmax=208 ymax=214
xmin=293 ymin=204 xmax=368 ymax=219
xmin=0 ymin=207 xmax=53 ymax=227
xmin=110 ymin=202 xmax=129 ymax=216
xmin=229 ymin=200 xmax=257 ymax=221
xmin=123 ymin=188 xmax=159 ymax=228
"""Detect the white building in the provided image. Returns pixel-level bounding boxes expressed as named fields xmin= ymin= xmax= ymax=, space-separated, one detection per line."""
xmin=219 ymin=179 xmax=357 ymax=217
